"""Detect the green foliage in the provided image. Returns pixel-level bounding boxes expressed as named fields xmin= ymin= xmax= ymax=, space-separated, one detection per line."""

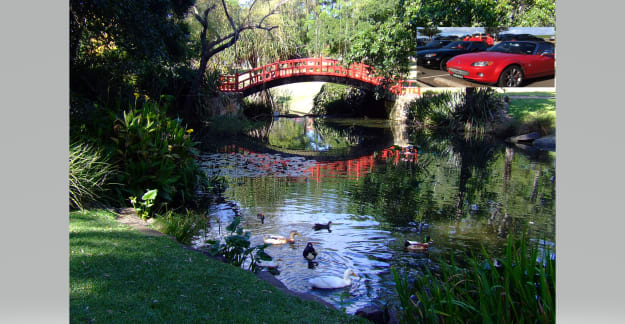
xmin=418 ymin=26 xmax=441 ymax=38
xmin=242 ymin=100 xmax=273 ymax=118
xmin=409 ymin=0 xmax=555 ymax=27
xmin=453 ymin=88 xmax=505 ymax=134
xmin=393 ymin=233 xmax=555 ymax=323
xmin=129 ymin=189 xmax=158 ymax=220
xmin=407 ymin=91 xmax=460 ymax=128
xmin=346 ymin=0 xmax=416 ymax=77
xmin=155 ymin=209 xmax=209 ymax=245
xmin=407 ymin=89 xmax=505 ymax=134
xmin=312 ymin=83 xmax=385 ymax=117
xmin=69 ymin=142 xmax=117 ymax=210
xmin=207 ymin=216 xmax=272 ymax=272
xmin=110 ymin=102 xmax=204 ymax=204
xmin=70 ymin=0 xmax=195 ymax=111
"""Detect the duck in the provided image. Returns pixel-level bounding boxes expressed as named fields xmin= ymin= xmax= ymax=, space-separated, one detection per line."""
xmin=257 ymin=212 xmax=265 ymax=224
xmin=313 ymin=221 xmax=332 ymax=231
xmin=263 ymin=230 xmax=300 ymax=245
xmin=405 ymin=236 xmax=432 ymax=252
xmin=309 ymin=269 xmax=358 ymax=289
xmin=303 ymin=242 xmax=318 ymax=260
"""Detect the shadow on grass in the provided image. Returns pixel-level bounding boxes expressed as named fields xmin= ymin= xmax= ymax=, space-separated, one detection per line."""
xmin=70 ymin=210 xmax=366 ymax=323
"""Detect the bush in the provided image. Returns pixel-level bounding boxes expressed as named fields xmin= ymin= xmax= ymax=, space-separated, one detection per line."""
xmin=394 ymin=233 xmax=555 ymax=323
xmin=69 ymin=142 xmax=117 ymax=210
xmin=312 ymin=83 xmax=385 ymax=117
xmin=110 ymin=102 xmax=205 ymax=204
xmin=452 ymin=88 xmax=505 ymax=134
xmin=406 ymin=90 xmax=459 ymax=128
xmin=407 ymin=88 xmax=505 ymax=134
xmin=207 ymin=216 xmax=272 ymax=272
xmin=155 ymin=210 xmax=209 ymax=245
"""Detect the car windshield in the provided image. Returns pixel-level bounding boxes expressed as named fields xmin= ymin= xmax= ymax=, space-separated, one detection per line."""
xmin=488 ymin=41 xmax=536 ymax=55
xmin=443 ymin=41 xmax=471 ymax=49
xmin=425 ymin=41 xmax=440 ymax=48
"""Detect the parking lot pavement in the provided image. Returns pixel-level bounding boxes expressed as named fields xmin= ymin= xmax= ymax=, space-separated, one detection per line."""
xmin=416 ymin=66 xmax=555 ymax=88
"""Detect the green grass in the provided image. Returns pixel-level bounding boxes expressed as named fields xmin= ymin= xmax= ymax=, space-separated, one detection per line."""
xmin=503 ymin=91 xmax=555 ymax=98
xmin=70 ymin=210 xmax=366 ymax=323
xmin=507 ymin=97 xmax=556 ymax=135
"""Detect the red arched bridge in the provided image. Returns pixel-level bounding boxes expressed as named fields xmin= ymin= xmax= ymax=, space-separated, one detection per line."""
xmin=219 ymin=57 xmax=420 ymax=96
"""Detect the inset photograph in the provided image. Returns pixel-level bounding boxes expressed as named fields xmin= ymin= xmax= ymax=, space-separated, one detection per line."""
xmin=416 ymin=27 xmax=555 ymax=88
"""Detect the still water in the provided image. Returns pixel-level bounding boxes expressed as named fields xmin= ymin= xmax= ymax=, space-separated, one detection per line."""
xmin=195 ymin=117 xmax=555 ymax=313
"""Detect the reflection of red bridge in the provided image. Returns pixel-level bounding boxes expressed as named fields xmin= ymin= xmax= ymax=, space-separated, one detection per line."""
xmin=308 ymin=146 xmax=418 ymax=181
xmin=217 ymin=145 xmax=418 ymax=182
xmin=219 ymin=57 xmax=420 ymax=96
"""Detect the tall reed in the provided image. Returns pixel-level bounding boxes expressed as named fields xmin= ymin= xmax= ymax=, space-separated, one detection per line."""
xmin=394 ymin=233 xmax=555 ymax=323
xmin=69 ymin=142 xmax=116 ymax=210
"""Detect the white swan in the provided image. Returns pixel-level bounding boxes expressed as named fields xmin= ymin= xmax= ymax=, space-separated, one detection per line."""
xmin=309 ymin=269 xmax=358 ymax=289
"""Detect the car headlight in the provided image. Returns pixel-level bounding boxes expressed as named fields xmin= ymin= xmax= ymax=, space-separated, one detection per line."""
xmin=424 ymin=53 xmax=437 ymax=58
xmin=471 ymin=61 xmax=493 ymax=67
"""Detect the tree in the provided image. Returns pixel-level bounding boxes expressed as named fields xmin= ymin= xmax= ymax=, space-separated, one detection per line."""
xmin=409 ymin=0 xmax=554 ymax=27
xmin=70 ymin=0 xmax=195 ymax=105
xmin=418 ymin=26 xmax=441 ymax=39
xmin=484 ymin=26 xmax=508 ymax=36
xmin=345 ymin=0 xmax=416 ymax=78
xmin=184 ymin=0 xmax=287 ymax=114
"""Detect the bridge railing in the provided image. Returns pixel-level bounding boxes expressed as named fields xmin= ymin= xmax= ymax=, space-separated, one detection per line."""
xmin=219 ymin=57 xmax=419 ymax=96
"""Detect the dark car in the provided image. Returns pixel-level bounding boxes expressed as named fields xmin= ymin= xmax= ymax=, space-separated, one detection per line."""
xmin=433 ymin=35 xmax=459 ymax=41
xmin=416 ymin=41 xmax=490 ymax=71
xmin=416 ymin=40 xmax=453 ymax=52
xmin=498 ymin=34 xmax=545 ymax=42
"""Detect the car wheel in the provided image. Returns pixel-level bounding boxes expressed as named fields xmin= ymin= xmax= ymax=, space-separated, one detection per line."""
xmin=440 ymin=57 xmax=449 ymax=71
xmin=497 ymin=65 xmax=524 ymax=87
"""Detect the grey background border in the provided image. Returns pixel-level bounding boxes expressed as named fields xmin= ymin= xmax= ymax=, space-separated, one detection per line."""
xmin=1 ymin=2 xmax=69 ymax=323
xmin=556 ymin=1 xmax=625 ymax=323
xmin=1 ymin=1 xmax=625 ymax=323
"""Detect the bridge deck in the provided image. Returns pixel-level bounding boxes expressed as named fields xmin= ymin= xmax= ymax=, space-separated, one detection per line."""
xmin=219 ymin=57 xmax=420 ymax=96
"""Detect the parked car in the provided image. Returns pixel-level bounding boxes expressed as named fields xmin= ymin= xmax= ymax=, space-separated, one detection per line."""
xmin=417 ymin=40 xmax=453 ymax=52
xmin=416 ymin=41 xmax=490 ymax=71
xmin=445 ymin=41 xmax=555 ymax=87
xmin=498 ymin=33 xmax=545 ymax=42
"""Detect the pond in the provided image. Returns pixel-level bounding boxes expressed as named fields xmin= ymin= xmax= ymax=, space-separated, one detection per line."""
xmin=195 ymin=117 xmax=555 ymax=314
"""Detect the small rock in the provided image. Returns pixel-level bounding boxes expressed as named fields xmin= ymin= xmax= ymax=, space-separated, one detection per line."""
xmin=507 ymin=132 xmax=541 ymax=143
xmin=532 ymin=136 xmax=556 ymax=151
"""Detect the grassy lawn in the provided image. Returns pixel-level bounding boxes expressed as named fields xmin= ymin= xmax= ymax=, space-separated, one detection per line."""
xmin=70 ymin=210 xmax=366 ymax=323
xmin=503 ymin=91 xmax=555 ymax=98
xmin=506 ymin=96 xmax=556 ymax=135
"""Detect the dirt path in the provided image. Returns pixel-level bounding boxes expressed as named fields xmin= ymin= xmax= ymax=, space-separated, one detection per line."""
xmin=115 ymin=207 xmax=170 ymax=238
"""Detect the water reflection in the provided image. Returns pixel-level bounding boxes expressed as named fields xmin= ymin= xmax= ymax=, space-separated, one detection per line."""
xmin=196 ymin=119 xmax=555 ymax=313
xmin=245 ymin=117 xmax=395 ymax=159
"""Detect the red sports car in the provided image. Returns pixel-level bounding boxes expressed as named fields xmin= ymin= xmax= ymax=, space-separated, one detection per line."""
xmin=445 ymin=41 xmax=555 ymax=87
